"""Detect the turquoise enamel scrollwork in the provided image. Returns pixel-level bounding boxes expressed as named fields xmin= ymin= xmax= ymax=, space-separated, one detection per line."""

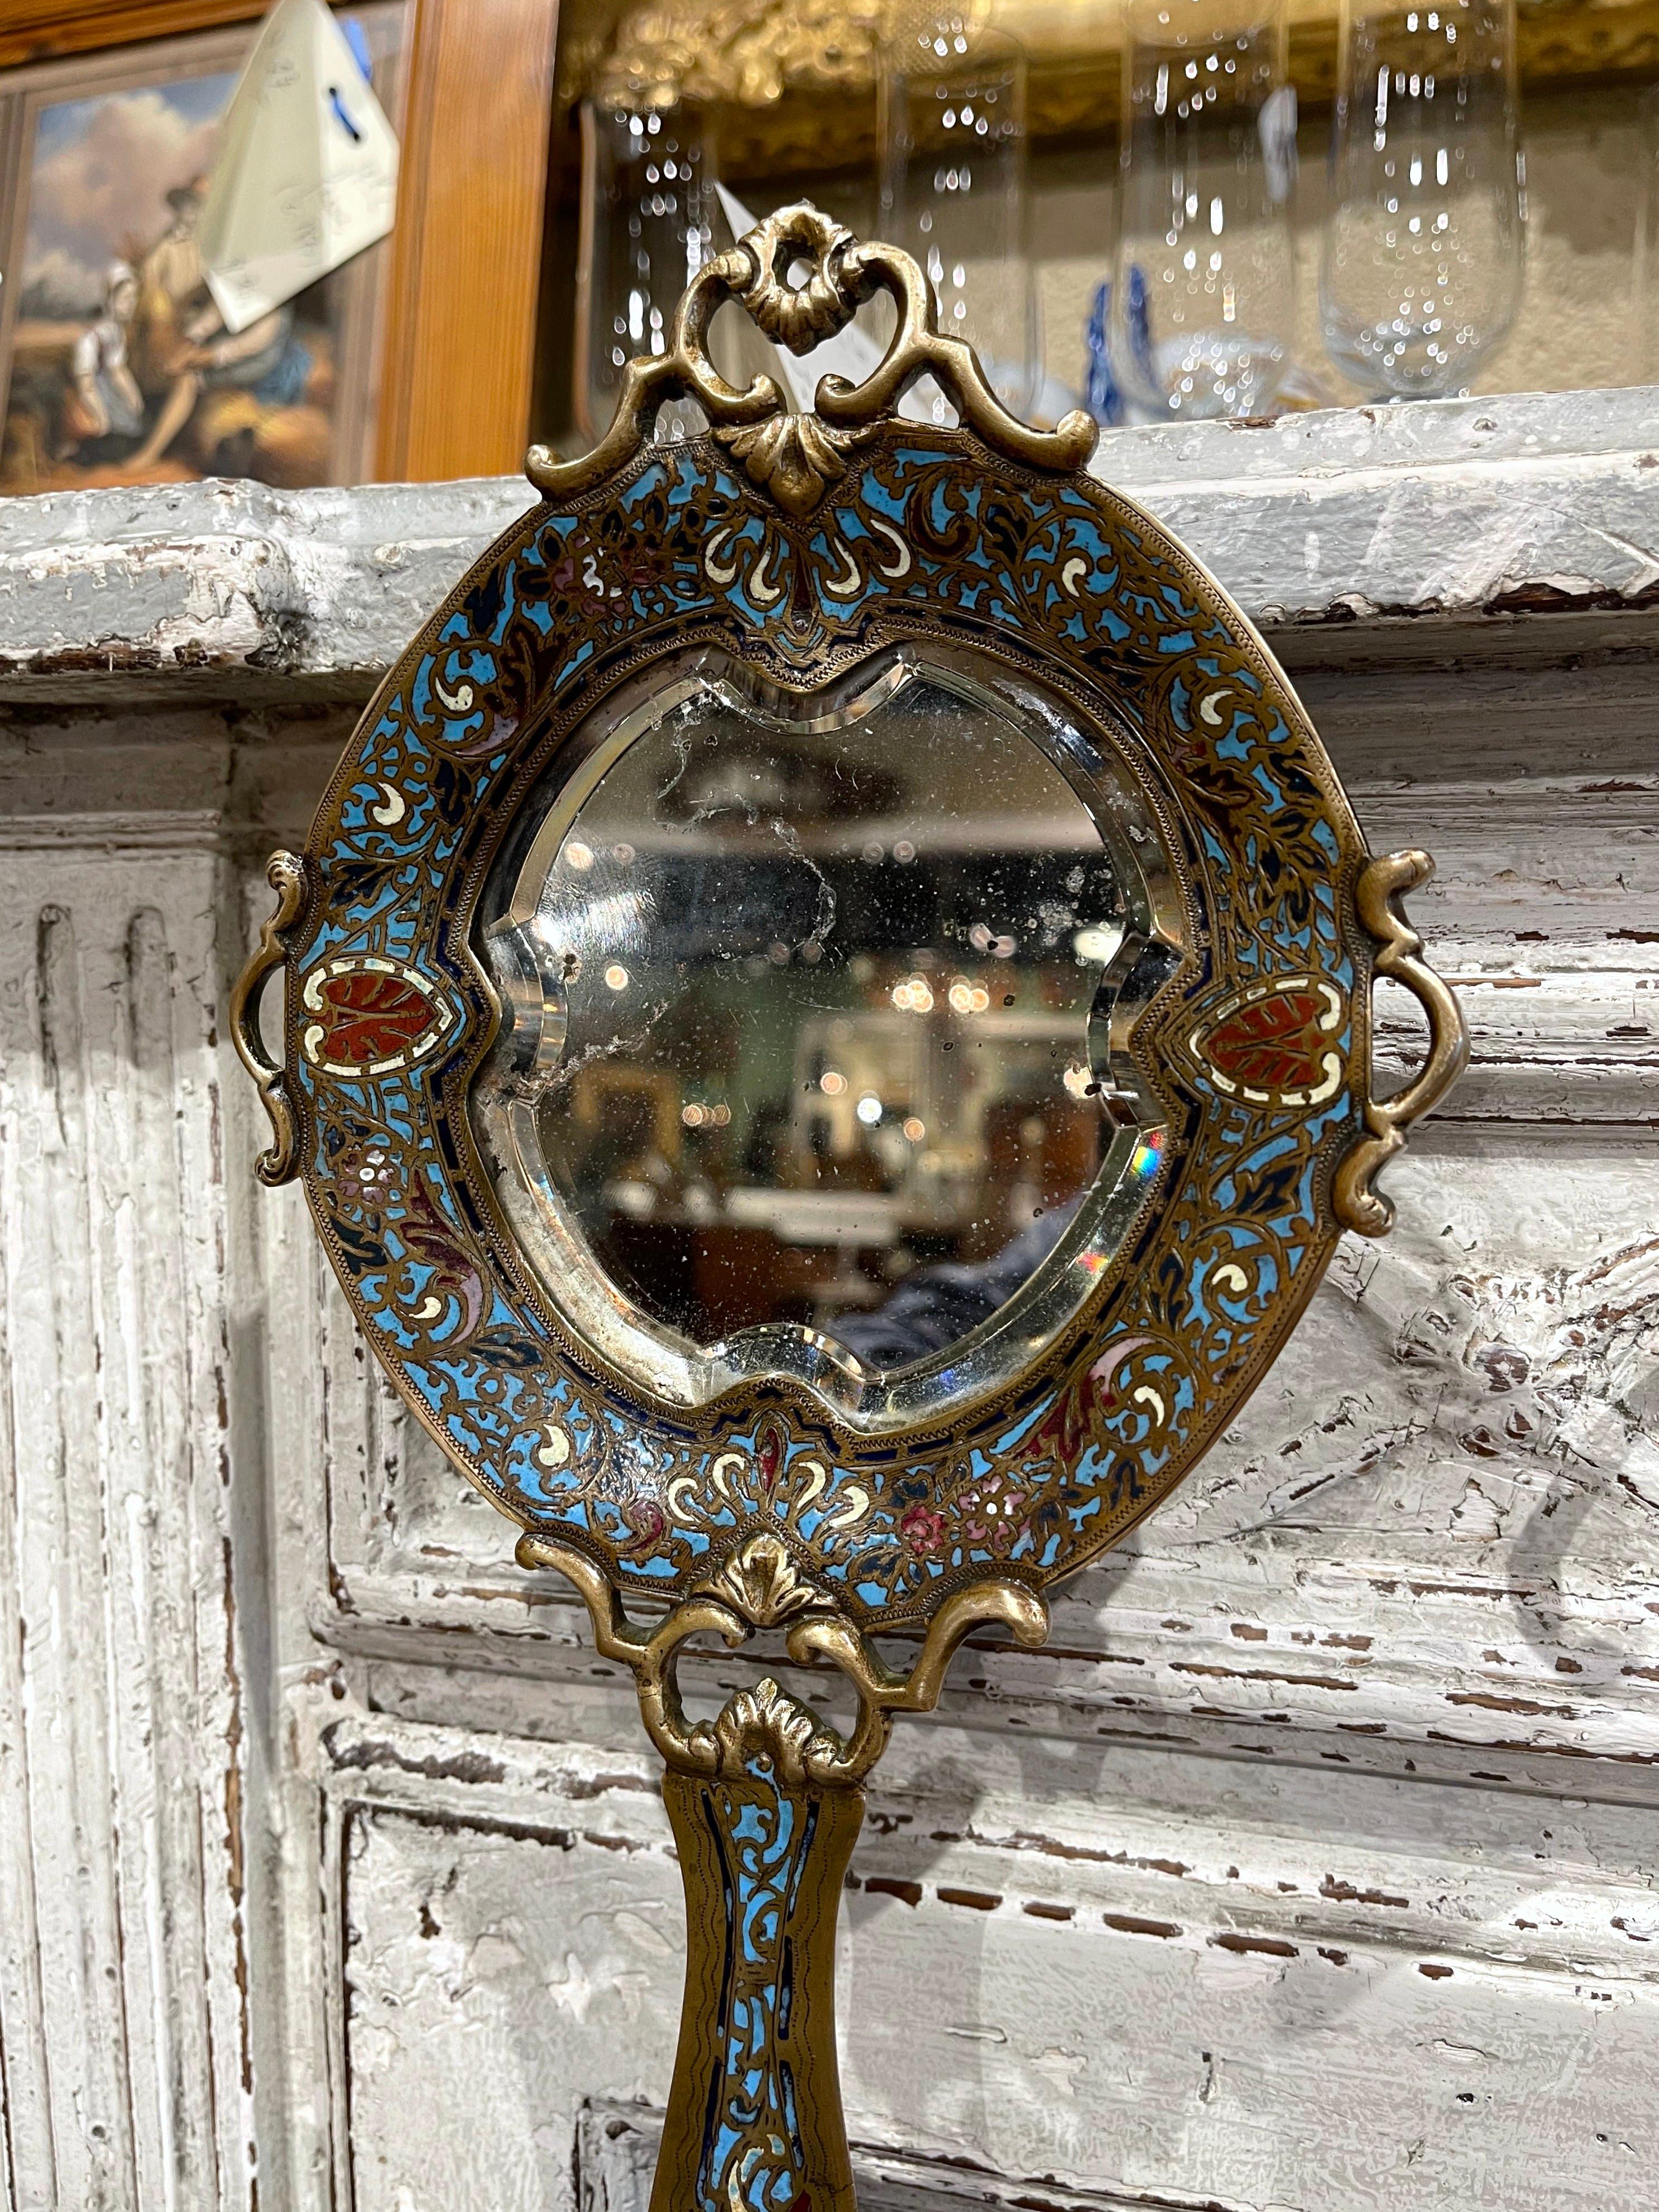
xmin=237 ymin=201 xmax=1465 ymax=2212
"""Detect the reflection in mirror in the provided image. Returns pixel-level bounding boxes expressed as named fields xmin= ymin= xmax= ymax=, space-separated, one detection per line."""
xmin=472 ymin=647 xmax=1183 ymax=1426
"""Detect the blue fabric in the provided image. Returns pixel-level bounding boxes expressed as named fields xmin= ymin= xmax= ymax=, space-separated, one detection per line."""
xmin=250 ymin=339 xmax=312 ymax=407
xmin=830 ymin=1203 xmax=1076 ymax=1369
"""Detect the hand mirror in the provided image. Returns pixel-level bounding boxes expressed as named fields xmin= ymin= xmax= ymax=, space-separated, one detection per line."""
xmin=234 ymin=205 xmax=1466 ymax=2212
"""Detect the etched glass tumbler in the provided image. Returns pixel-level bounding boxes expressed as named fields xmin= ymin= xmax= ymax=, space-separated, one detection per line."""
xmin=1321 ymin=0 xmax=1523 ymax=397
xmin=576 ymin=96 xmax=717 ymax=440
xmin=1111 ymin=0 xmax=1298 ymax=419
xmin=879 ymin=14 xmax=1041 ymax=421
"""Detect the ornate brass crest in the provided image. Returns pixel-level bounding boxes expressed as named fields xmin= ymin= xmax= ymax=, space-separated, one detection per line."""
xmin=234 ymin=202 xmax=1465 ymax=2212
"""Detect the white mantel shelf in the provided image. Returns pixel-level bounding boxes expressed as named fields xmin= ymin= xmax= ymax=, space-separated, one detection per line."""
xmin=0 ymin=385 xmax=1656 ymax=702
xmin=1 ymin=390 xmax=1656 ymax=2212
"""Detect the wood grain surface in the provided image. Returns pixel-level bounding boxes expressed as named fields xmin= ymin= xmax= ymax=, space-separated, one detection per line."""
xmin=0 ymin=0 xmax=265 ymax=68
xmin=373 ymin=0 xmax=560 ymax=480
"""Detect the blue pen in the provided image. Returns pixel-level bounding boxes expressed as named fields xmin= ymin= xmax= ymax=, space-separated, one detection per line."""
xmin=330 ymin=13 xmax=373 ymax=138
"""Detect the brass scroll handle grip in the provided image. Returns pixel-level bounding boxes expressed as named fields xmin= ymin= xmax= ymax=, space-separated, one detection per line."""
xmin=1334 ymin=849 xmax=1470 ymax=1239
xmin=229 ymin=850 xmax=308 ymax=1188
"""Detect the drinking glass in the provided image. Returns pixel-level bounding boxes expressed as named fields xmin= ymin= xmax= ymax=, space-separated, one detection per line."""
xmin=1321 ymin=0 xmax=1523 ymax=398
xmin=1111 ymin=0 xmax=1298 ymax=419
xmin=576 ymin=96 xmax=717 ymax=440
xmin=879 ymin=13 xmax=1041 ymax=422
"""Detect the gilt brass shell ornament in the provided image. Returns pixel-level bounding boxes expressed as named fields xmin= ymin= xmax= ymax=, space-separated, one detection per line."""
xmin=234 ymin=202 xmax=1466 ymax=2212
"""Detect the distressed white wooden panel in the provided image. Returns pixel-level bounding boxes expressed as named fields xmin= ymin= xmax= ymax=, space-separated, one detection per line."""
xmin=334 ymin=1803 xmax=677 ymax=2212
xmin=0 ymin=835 xmax=266 ymax=2211
xmin=0 ymin=476 xmax=535 ymax=702
xmin=310 ymin=1698 xmax=1659 ymax=2212
xmin=1 ymin=388 xmax=1656 ymax=704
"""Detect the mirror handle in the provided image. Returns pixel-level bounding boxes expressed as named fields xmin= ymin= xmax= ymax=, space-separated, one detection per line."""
xmin=1335 ymin=849 xmax=1469 ymax=1236
xmin=230 ymin=850 xmax=308 ymax=1187
xmin=654 ymin=1763 xmax=862 ymax=2212
xmin=517 ymin=1533 xmax=1049 ymax=2212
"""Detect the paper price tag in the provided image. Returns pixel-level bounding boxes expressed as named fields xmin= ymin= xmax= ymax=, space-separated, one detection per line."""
xmin=200 ymin=0 xmax=399 ymax=334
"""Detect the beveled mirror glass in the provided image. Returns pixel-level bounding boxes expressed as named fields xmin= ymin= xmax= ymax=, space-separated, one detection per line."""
xmin=473 ymin=642 xmax=1185 ymax=1424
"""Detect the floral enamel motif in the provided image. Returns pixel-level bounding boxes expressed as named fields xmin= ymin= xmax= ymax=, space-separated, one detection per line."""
xmin=1191 ymin=975 xmax=1346 ymax=1108
xmin=299 ymin=953 xmax=453 ymax=1077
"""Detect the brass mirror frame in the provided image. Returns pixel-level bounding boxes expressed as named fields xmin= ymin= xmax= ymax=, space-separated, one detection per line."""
xmin=234 ymin=203 xmax=1466 ymax=2212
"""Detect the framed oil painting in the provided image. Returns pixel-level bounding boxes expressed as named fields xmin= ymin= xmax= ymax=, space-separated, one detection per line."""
xmin=0 ymin=6 xmax=407 ymax=496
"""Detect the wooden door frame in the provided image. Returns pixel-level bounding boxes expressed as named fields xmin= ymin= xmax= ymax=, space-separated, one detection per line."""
xmin=0 ymin=0 xmax=560 ymax=482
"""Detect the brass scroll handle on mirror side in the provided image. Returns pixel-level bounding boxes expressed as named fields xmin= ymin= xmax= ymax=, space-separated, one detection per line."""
xmin=230 ymin=849 xmax=308 ymax=1187
xmin=1334 ymin=848 xmax=1470 ymax=1238
xmin=527 ymin=200 xmax=1098 ymax=516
